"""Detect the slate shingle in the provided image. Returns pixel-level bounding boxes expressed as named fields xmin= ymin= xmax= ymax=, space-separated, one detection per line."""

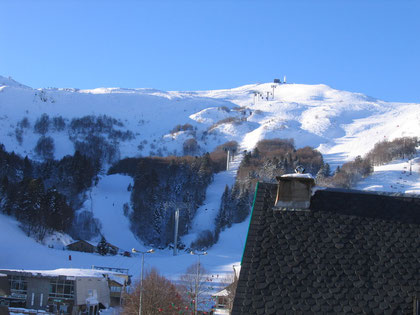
xmin=232 ymin=183 xmax=420 ymax=315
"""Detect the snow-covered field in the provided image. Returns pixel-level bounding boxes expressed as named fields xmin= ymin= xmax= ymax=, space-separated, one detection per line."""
xmin=83 ymin=174 xmax=140 ymax=251
xmin=0 ymin=209 xmax=248 ymax=290
xmin=355 ymin=156 xmax=420 ymax=194
xmin=1 ymin=76 xmax=420 ymax=294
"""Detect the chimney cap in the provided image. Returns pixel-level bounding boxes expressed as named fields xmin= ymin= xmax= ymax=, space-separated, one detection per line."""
xmin=276 ymin=173 xmax=314 ymax=181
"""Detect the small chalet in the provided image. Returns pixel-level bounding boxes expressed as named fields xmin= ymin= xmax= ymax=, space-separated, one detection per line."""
xmin=66 ymin=240 xmax=96 ymax=253
xmin=232 ymin=175 xmax=420 ymax=314
xmin=212 ymin=282 xmax=236 ymax=315
xmin=66 ymin=241 xmax=120 ymax=256
xmin=212 ymin=266 xmax=240 ymax=315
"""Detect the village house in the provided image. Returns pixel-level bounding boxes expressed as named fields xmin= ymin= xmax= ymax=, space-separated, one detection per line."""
xmin=65 ymin=240 xmax=96 ymax=254
xmin=232 ymin=174 xmax=420 ymax=314
xmin=66 ymin=241 xmax=120 ymax=256
xmin=90 ymin=266 xmax=131 ymax=307
xmin=212 ymin=282 xmax=236 ymax=315
xmin=212 ymin=266 xmax=239 ymax=315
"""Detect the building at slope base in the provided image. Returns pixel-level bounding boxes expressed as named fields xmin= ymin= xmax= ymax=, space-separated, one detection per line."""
xmin=0 ymin=268 xmax=130 ymax=315
xmin=232 ymin=175 xmax=420 ymax=314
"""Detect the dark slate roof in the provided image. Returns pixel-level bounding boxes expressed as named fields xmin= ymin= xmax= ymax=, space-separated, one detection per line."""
xmin=232 ymin=183 xmax=420 ymax=315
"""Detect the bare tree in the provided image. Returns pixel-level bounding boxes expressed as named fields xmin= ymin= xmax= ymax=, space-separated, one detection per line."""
xmin=178 ymin=262 xmax=214 ymax=314
xmin=123 ymin=268 xmax=185 ymax=315
xmin=183 ymin=138 xmax=200 ymax=156
xmin=34 ymin=113 xmax=50 ymax=135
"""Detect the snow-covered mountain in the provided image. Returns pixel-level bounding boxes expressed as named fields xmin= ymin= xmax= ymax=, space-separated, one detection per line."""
xmin=1 ymin=75 xmax=419 ymax=165
xmin=1 ymin=75 xmax=419 ymax=285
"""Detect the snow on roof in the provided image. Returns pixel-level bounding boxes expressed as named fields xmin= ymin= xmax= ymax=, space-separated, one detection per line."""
xmin=0 ymin=273 xmax=6 ymax=277
xmin=212 ymin=280 xmax=237 ymax=297
xmin=212 ymin=288 xmax=229 ymax=297
xmin=9 ymin=307 xmax=49 ymax=314
xmin=281 ymin=173 xmax=314 ymax=179
xmin=234 ymin=265 xmax=241 ymax=279
xmin=311 ymin=186 xmax=327 ymax=196
xmin=2 ymin=268 xmax=124 ymax=279
xmin=106 ymin=274 xmax=126 ymax=286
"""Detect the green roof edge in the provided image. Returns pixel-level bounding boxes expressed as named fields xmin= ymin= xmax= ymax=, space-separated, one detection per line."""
xmin=240 ymin=181 xmax=260 ymax=265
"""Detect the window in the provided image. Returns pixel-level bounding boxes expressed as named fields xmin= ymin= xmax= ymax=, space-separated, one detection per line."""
xmin=49 ymin=280 xmax=74 ymax=299
xmin=9 ymin=276 xmax=28 ymax=296
xmin=217 ymin=297 xmax=228 ymax=309
xmin=110 ymin=286 xmax=121 ymax=292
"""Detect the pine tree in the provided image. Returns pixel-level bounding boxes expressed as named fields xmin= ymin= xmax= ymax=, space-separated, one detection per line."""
xmin=334 ymin=166 xmax=341 ymax=175
xmin=44 ymin=188 xmax=74 ymax=232
xmin=316 ymin=163 xmax=331 ymax=179
xmin=242 ymin=152 xmax=251 ymax=166
xmin=252 ymin=147 xmax=260 ymax=158
xmin=215 ymin=185 xmax=235 ymax=241
xmin=323 ymin=163 xmax=331 ymax=177
xmin=198 ymin=153 xmax=212 ymax=178
xmin=153 ymin=207 xmax=163 ymax=245
xmin=97 ymin=236 xmax=109 ymax=255
xmin=17 ymin=178 xmax=46 ymax=239
xmin=0 ymin=176 xmax=9 ymax=214
xmin=23 ymin=156 xmax=33 ymax=179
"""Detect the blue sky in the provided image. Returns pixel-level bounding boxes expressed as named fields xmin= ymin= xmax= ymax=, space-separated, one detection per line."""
xmin=1 ymin=0 xmax=419 ymax=102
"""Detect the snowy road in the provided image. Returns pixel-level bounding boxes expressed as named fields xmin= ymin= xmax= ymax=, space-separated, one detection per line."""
xmin=183 ymin=151 xmax=243 ymax=245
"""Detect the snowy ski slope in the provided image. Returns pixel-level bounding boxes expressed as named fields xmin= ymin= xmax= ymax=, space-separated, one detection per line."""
xmin=1 ymin=76 xmax=419 ymax=286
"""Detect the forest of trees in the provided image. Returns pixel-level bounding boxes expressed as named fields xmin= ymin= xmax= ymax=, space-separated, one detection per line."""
xmin=122 ymin=262 xmax=231 ymax=315
xmin=108 ymin=141 xmax=238 ymax=248
xmin=319 ymin=137 xmax=418 ymax=188
xmin=214 ymin=138 xmax=325 ymax=240
xmin=0 ymin=144 xmax=100 ymax=240
xmin=0 ymin=131 xmax=417 ymax=248
xmin=109 ymin=154 xmax=217 ymax=248
xmin=213 ymin=136 xmax=418 ymax=244
xmin=16 ymin=113 xmax=135 ymax=165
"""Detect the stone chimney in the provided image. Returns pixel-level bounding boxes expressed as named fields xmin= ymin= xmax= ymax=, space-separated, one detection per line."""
xmin=274 ymin=173 xmax=315 ymax=210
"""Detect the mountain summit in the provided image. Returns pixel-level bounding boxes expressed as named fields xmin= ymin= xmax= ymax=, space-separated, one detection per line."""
xmin=0 ymin=77 xmax=418 ymax=166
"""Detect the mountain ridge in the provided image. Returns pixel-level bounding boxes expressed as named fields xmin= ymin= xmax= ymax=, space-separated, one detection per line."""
xmin=1 ymin=75 xmax=418 ymax=166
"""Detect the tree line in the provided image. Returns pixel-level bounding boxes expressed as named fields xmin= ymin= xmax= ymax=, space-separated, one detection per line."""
xmin=108 ymin=141 xmax=238 ymax=249
xmin=319 ymin=137 xmax=418 ymax=188
xmin=0 ymin=144 xmax=99 ymax=240
xmin=122 ymin=263 xmax=237 ymax=315
xmin=214 ymin=138 xmax=324 ymax=241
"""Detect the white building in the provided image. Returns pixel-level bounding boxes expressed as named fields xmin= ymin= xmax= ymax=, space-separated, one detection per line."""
xmin=0 ymin=268 xmax=129 ymax=315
